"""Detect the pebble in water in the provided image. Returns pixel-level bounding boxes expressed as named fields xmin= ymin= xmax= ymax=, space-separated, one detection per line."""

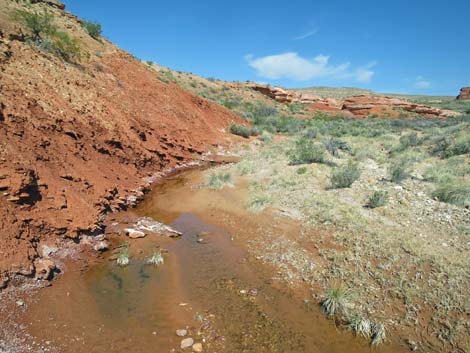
xmin=176 ymin=329 xmax=188 ymax=337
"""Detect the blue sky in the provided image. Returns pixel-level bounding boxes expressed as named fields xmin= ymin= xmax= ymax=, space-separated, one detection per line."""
xmin=63 ymin=0 xmax=469 ymax=95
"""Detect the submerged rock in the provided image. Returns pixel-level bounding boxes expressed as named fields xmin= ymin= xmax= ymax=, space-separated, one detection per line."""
xmin=176 ymin=329 xmax=187 ymax=337
xmin=135 ymin=217 xmax=182 ymax=237
xmin=180 ymin=337 xmax=194 ymax=349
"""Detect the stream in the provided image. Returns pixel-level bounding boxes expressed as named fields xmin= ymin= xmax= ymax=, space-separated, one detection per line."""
xmin=21 ymin=168 xmax=406 ymax=353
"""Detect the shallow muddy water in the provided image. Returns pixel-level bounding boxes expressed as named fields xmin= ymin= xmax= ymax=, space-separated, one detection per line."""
xmin=22 ymin=169 xmax=407 ymax=353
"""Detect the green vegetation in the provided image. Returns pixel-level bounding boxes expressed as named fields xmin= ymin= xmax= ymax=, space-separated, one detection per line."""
xmin=229 ymin=124 xmax=259 ymax=138
xmin=330 ymin=161 xmax=360 ymax=189
xmin=12 ymin=9 xmax=55 ymax=41
xmin=289 ymin=138 xmax=326 ymax=165
xmin=431 ymin=182 xmax=470 ymax=207
xmin=206 ymin=172 xmax=232 ymax=189
xmin=388 ymin=160 xmax=410 ymax=183
xmin=81 ymin=20 xmax=102 ymax=40
xmin=12 ymin=8 xmax=83 ymax=63
xmin=365 ymin=190 xmax=388 ymax=208
xmin=45 ymin=31 xmax=83 ymax=62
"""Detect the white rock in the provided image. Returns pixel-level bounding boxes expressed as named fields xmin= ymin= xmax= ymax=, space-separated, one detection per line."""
xmin=124 ymin=228 xmax=146 ymax=239
xmin=176 ymin=329 xmax=187 ymax=337
xmin=192 ymin=342 xmax=203 ymax=352
xmin=180 ymin=337 xmax=194 ymax=349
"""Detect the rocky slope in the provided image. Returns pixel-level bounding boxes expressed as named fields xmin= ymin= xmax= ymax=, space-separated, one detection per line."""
xmin=0 ymin=0 xmax=243 ymax=287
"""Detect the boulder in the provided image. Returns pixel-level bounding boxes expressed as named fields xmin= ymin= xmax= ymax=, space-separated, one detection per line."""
xmin=457 ymin=87 xmax=470 ymax=100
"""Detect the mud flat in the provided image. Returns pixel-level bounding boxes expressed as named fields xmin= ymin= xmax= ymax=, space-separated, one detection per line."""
xmin=5 ymin=168 xmax=409 ymax=353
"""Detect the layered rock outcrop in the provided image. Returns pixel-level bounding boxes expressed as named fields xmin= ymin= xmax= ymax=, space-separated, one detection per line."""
xmin=457 ymin=87 xmax=470 ymax=100
xmin=249 ymin=84 xmax=459 ymax=118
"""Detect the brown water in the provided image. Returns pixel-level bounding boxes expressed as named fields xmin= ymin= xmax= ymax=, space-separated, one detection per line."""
xmin=23 ymin=169 xmax=407 ymax=353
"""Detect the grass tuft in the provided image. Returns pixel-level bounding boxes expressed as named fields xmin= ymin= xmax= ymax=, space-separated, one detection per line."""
xmin=348 ymin=313 xmax=372 ymax=338
xmin=321 ymin=284 xmax=351 ymax=317
xmin=371 ymin=322 xmax=387 ymax=346
xmin=147 ymin=251 xmax=164 ymax=266
xmin=116 ymin=244 xmax=130 ymax=267
xmin=207 ymin=172 xmax=232 ymax=189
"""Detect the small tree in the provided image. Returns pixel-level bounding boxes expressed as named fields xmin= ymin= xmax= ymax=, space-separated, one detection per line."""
xmin=81 ymin=20 xmax=102 ymax=40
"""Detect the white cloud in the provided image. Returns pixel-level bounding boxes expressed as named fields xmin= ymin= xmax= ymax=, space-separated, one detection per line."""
xmin=414 ymin=76 xmax=431 ymax=89
xmin=246 ymin=52 xmax=375 ymax=83
xmin=293 ymin=29 xmax=318 ymax=40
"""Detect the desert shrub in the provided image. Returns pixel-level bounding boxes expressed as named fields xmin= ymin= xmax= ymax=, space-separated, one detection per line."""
xmin=206 ymin=172 xmax=232 ymax=189
xmin=431 ymin=183 xmax=470 ymax=207
xmin=321 ymin=284 xmax=351 ymax=317
xmin=44 ymin=31 xmax=82 ymax=62
xmin=443 ymin=136 xmax=470 ymax=157
xmin=289 ymin=138 xmax=326 ymax=165
xmin=301 ymin=128 xmax=318 ymax=139
xmin=323 ymin=137 xmax=352 ymax=157
xmin=81 ymin=20 xmax=102 ymax=40
xmin=330 ymin=161 xmax=361 ymax=189
xmin=399 ymin=132 xmax=421 ymax=148
xmin=388 ymin=160 xmax=409 ymax=183
xmin=230 ymin=124 xmax=253 ymax=138
xmin=223 ymin=99 xmax=241 ymax=110
xmin=366 ymin=190 xmax=388 ymax=208
xmin=259 ymin=130 xmax=273 ymax=143
xmin=12 ymin=9 xmax=56 ymax=41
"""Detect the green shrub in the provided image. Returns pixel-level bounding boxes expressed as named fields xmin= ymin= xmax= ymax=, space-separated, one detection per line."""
xmin=289 ymin=138 xmax=326 ymax=165
xmin=399 ymin=132 xmax=420 ymax=148
xmin=297 ymin=166 xmax=307 ymax=175
xmin=330 ymin=161 xmax=361 ymax=188
xmin=230 ymin=124 xmax=253 ymax=138
xmin=45 ymin=31 xmax=82 ymax=62
xmin=81 ymin=20 xmax=102 ymax=40
xmin=12 ymin=9 xmax=56 ymax=41
xmin=366 ymin=190 xmax=388 ymax=208
xmin=388 ymin=160 xmax=409 ymax=183
xmin=323 ymin=137 xmax=352 ymax=157
xmin=259 ymin=130 xmax=273 ymax=143
xmin=431 ymin=183 xmax=470 ymax=207
xmin=443 ymin=136 xmax=470 ymax=158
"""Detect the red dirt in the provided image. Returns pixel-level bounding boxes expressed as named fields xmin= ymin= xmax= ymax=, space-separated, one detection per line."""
xmin=0 ymin=0 xmax=244 ymax=287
